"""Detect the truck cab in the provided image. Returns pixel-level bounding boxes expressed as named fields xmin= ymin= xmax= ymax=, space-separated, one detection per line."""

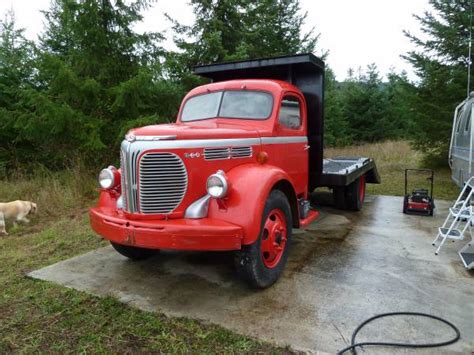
xmin=90 ymin=54 xmax=380 ymax=288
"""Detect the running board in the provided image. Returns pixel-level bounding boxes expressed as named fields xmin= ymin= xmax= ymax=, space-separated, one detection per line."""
xmin=299 ymin=210 xmax=319 ymax=228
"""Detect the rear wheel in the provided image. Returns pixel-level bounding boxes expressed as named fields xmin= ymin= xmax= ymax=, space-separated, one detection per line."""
xmin=333 ymin=186 xmax=346 ymax=209
xmin=111 ymin=242 xmax=158 ymax=260
xmin=234 ymin=190 xmax=292 ymax=289
xmin=345 ymin=175 xmax=366 ymax=211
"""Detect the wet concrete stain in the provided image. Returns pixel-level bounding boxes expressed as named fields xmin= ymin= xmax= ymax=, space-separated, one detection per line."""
xmin=28 ymin=196 xmax=473 ymax=354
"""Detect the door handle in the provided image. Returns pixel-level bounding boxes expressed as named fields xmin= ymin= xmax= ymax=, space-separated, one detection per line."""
xmin=304 ymin=145 xmax=310 ymax=150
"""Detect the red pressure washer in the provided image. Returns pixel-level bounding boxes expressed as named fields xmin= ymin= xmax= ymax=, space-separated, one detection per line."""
xmin=403 ymin=169 xmax=435 ymax=216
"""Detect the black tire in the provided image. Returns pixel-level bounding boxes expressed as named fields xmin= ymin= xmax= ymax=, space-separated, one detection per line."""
xmin=403 ymin=195 xmax=408 ymax=214
xmin=333 ymin=186 xmax=346 ymax=209
xmin=345 ymin=176 xmax=366 ymax=211
xmin=234 ymin=190 xmax=292 ymax=289
xmin=111 ymin=242 xmax=158 ymax=260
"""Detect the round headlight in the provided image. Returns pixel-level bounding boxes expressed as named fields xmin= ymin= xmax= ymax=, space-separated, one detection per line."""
xmin=206 ymin=172 xmax=228 ymax=198
xmin=99 ymin=168 xmax=115 ymax=189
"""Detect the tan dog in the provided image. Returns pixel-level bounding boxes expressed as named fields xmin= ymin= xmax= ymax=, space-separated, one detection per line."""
xmin=0 ymin=200 xmax=37 ymax=235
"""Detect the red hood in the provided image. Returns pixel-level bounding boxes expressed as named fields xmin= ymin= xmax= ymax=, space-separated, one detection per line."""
xmin=129 ymin=121 xmax=270 ymax=140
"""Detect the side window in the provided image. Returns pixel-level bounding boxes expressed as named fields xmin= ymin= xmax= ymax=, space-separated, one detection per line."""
xmin=278 ymin=96 xmax=301 ymax=129
xmin=465 ymin=105 xmax=472 ymax=132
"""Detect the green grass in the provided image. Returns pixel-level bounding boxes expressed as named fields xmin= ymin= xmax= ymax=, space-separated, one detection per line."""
xmin=0 ymin=141 xmax=461 ymax=353
xmin=325 ymin=141 xmax=459 ymax=200
xmin=0 ymin=170 xmax=283 ymax=353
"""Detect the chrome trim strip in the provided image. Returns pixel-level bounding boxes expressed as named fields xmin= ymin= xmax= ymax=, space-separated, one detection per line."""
xmin=121 ymin=140 xmax=136 ymax=213
xmin=122 ymin=136 xmax=306 ymax=151
xmin=124 ymin=138 xmax=261 ymax=150
xmin=261 ymin=136 xmax=307 ymax=144
xmin=134 ymin=135 xmax=177 ymax=141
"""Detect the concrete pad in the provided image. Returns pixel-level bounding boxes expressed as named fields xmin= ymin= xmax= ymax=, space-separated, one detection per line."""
xmin=29 ymin=195 xmax=474 ymax=354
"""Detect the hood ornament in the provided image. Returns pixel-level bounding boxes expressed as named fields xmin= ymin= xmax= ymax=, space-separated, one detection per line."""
xmin=125 ymin=133 xmax=136 ymax=142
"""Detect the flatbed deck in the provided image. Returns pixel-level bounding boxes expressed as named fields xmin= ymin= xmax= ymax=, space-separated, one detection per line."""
xmin=318 ymin=156 xmax=380 ymax=187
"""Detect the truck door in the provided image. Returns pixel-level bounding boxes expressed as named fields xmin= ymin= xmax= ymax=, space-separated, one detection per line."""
xmin=274 ymin=94 xmax=308 ymax=195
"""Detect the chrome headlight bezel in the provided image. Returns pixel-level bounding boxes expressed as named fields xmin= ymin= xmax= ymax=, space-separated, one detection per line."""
xmin=206 ymin=171 xmax=228 ymax=198
xmin=98 ymin=167 xmax=117 ymax=189
xmin=116 ymin=195 xmax=124 ymax=210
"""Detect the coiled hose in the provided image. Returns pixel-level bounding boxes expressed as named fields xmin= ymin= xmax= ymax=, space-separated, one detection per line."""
xmin=336 ymin=312 xmax=461 ymax=355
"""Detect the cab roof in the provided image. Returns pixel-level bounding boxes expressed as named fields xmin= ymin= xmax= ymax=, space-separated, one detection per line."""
xmin=185 ymin=79 xmax=300 ymax=98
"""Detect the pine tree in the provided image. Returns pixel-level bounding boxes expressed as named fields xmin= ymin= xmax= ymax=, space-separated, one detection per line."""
xmin=40 ymin=0 xmax=163 ymax=85
xmin=167 ymin=0 xmax=247 ymax=66
xmin=167 ymin=0 xmax=320 ymax=68
xmin=385 ymin=71 xmax=417 ymax=139
xmin=404 ymin=0 xmax=472 ymax=162
xmin=339 ymin=65 xmax=390 ymax=143
xmin=6 ymin=0 xmax=181 ymax=169
xmin=0 ymin=12 xmax=36 ymax=172
xmin=324 ymin=68 xmax=350 ymax=146
xmin=241 ymin=0 xmax=319 ymax=58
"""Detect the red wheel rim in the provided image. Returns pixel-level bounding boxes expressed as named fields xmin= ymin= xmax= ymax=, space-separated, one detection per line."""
xmin=261 ymin=208 xmax=287 ymax=269
xmin=359 ymin=175 xmax=366 ymax=203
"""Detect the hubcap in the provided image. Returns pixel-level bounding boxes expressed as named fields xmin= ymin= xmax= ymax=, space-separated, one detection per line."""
xmin=261 ymin=208 xmax=287 ymax=268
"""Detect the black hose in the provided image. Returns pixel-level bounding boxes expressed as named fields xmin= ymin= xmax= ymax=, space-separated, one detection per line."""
xmin=336 ymin=312 xmax=461 ymax=355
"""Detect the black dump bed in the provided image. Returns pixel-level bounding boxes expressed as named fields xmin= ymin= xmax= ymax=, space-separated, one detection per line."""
xmin=194 ymin=54 xmax=380 ymax=189
xmin=321 ymin=157 xmax=380 ymax=186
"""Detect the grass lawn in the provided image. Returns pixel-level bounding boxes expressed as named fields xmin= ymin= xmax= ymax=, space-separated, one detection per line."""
xmin=0 ymin=141 xmax=459 ymax=353
xmin=0 ymin=170 xmax=281 ymax=353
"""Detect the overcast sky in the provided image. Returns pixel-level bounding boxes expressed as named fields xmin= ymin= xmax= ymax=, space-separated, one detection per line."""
xmin=1 ymin=0 xmax=430 ymax=81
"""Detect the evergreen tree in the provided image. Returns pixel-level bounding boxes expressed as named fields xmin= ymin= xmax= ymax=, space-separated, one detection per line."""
xmin=241 ymin=0 xmax=319 ymax=58
xmin=4 ymin=0 xmax=182 ymax=170
xmin=167 ymin=0 xmax=247 ymax=66
xmin=340 ymin=65 xmax=390 ymax=143
xmin=0 ymin=12 xmax=36 ymax=172
xmin=385 ymin=71 xmax=417 ymax=139
xmin=324 ymin=68 xmax=350 ymax=146
xmin=404 ymin=0 xmax=472 ymax=162
xmin=167 ymin=0 xmax=320 ymax=69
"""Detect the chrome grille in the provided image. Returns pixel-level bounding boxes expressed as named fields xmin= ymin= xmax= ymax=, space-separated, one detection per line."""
xmin=139 ymin=153 xmax=188 ymax=214
xmin=204 ymin=146 xmax=252 ymax=160
xmin=204 ymin=147 xmax=230 ymax=160
xmin=120 ymin=143 xmax=142 ymax=213
xmin=120 ymin=149 xmax=128 ymax=210
xmin=231 ymin=146 xmax=252 ymax=158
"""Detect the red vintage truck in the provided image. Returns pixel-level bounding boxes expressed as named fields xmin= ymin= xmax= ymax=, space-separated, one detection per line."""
xmin=90 ymin=54 xmax=380 ymax=288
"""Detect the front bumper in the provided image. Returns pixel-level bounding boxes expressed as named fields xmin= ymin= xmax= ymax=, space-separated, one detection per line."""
xmin=89 ymin=207 xmax=243 ymax=251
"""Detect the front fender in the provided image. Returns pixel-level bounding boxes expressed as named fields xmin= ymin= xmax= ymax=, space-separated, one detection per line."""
xmin=207 ymin=163 xmax=296 ymax=246
xmin=97 ymin=189 xmax=119 ymax=210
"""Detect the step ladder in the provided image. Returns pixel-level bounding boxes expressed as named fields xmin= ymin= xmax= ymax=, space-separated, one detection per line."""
xmin=458 ymin=239 xmax=474 ymax=269
xmin=432 ymin=177 xmax=474 ymax=255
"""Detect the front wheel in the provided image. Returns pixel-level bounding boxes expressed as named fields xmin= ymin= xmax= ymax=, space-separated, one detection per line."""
xmin=234 ymin=190 xmax=292 ymax=289
xmin=111 ymin=242 xmax=158 ymax=260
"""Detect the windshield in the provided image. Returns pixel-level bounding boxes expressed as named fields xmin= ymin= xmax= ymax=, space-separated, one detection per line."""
xmin=181 ymin=90 xmax=273 ymax=122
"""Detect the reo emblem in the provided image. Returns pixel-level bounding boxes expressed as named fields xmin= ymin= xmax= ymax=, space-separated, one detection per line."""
xmin=184 ymin=152 xmax=201 ymax=158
